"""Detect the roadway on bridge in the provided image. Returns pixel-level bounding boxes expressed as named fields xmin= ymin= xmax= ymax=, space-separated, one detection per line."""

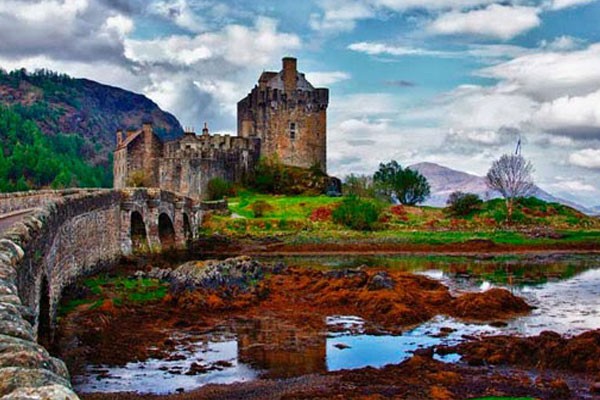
xmin=0 ymin=209 xmax=34 ymax=236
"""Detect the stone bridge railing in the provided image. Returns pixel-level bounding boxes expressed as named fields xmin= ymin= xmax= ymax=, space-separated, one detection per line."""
xmin=0 ymin=188 xmax=201 ymax=399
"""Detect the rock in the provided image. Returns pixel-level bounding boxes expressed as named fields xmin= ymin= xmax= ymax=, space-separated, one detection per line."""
xmin=333 ymin=343 xmax=351 ymax=350
xmin=451 ymin=288 xmax=532 ymax=321
xmin=0 ymin=368 xmax=71 ymax=397
xmin=0 ymin=384 xmax=79 ymax=400
xmin=590 ymin=382 xmax=600 ymax=393
xmin=159 ymin=256 xmax=285 ymax=292
xmin=367 ymin=272 xmax=394 ymax=291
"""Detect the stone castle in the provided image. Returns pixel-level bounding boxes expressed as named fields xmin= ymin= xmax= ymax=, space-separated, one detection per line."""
xmin=113 ymin=57 xmax=329 ymax=199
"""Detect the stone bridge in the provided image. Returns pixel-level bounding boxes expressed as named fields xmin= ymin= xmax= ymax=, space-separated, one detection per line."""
xmin=0 ymin=188 xmax=203 ymax=399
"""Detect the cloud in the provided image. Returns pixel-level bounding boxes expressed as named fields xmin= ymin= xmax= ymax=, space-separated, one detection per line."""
xmin=479 ymin=43 xmax=600 ymax=101
xmin=348 ymin=41 xmax=456 ymax=57
xmin=305 ymin=71 xmax=351 ymax=86
xmin=427 ymin=4 xmax=541 ymax=40
xmin=569 ymin=148 xmax=600 ymax=169
xmin=532 ymin=90 xmax=600 ymax=138
xmin=149 ymin=0 xmax=206 ymax=33
xmin=0 ymin=0 xmax=131 ymax=63
xmin=551 ymin=0 xmax=597 ymax=10
xmin=384 ymin=80 xmax=416 ymax=87
xmin=309 ymin=0 xmax=374 ymax=33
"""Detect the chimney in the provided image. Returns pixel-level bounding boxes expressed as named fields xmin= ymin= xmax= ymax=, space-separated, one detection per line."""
xmin=202 ymin=122 xmax=209 ymax=136
xmin=282 ymin=57 xmax=297 ymax=93
xmin=116 ymin=129 xmax=123 ymax=146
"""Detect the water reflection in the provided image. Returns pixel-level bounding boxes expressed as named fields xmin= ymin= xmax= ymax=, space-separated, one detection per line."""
xmin=75 ymin=254 xmax=600 ymax=394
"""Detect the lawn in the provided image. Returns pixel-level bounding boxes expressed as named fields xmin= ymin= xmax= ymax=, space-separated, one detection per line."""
xmin=228 ymin=191 xmax=342 ymax=219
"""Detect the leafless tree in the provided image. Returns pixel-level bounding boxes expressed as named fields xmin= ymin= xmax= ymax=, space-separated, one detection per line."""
xmin=486 ymin=154 xmax=535 ymax=220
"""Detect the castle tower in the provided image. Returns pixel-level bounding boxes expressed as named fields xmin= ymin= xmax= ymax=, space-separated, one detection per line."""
xmin=237 ymin=57 xmax=329 ymax=172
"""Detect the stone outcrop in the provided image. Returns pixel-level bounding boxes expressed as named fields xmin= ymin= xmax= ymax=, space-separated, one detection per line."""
xmin=0 ymin=188 xmax=201 ymax=399
xmin=140 ymin=256 xmax=285 ymax=292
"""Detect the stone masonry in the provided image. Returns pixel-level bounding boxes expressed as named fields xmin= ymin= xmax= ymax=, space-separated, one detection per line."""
xmin=0 ymin=188 xmax=201 ymax=399
xmin=238 ymin=57 xmax=329 ymax=171
xmin=114 ymin=123 xmax=260 ymax=200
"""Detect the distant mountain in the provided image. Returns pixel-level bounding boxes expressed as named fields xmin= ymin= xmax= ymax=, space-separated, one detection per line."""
xmin=0 ymin=69 xmax=183 ymax=166
xmin=409 ymin=162 xmax=595 ymax=215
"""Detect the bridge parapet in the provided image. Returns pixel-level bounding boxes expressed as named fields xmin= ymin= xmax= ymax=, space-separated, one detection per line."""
xmin=0 ymin=188 xmax=201 ymax=399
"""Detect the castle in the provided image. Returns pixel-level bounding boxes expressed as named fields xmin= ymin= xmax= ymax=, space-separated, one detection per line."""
xmin=113 ymin=57 xmax=329 ymax=199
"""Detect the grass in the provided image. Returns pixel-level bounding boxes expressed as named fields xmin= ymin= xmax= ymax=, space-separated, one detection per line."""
xmin=201 ymin=192 xmax=600 ymax=248
xmin=58 ymin=275 xmax=168 ymax=316
xmin=228 ymin=191 xmax=341 ymax=219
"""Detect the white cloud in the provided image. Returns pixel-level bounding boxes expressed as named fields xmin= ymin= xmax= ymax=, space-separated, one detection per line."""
xmin=103 ymin=14 xmax=134 ymax=38
xmin=305 ymin=71 xmax=351 ymax=86
xmin=547 ymin=179 xmax=598 ymax=192
xmin=532 ymin=90 xmax=600 ymax=137
xmin=149 ymin=0 xmax=206 ymax=33
xmin=569 ymin=149 xmax=600 ymax=169
xmin=551 ymin=0 xmax=597 ymax=10
xmin=480 ymin=43 xmax=600 ymax=101
xmin=309 ymin=0 xmax=374 ymax=32
xmin=427 ymin=4 xmax=541 ymax=40
xmin=348 ymin=42 xmax=455 ymax=57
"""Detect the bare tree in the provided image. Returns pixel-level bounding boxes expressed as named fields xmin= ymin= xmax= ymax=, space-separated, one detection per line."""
xmin=486 ymin=154 xmax=535 ymax=220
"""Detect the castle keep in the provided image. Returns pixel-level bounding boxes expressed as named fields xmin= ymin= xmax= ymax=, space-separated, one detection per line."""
xmin=114 ymin=58 xmax=328 ymax=199
xmin=238 ymin=57 xmax=329 ymax=171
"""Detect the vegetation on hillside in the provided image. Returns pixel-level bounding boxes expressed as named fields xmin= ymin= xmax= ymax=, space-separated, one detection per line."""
xmin=0 ymin=106 xmax=112 ymax=191
xmin=0 ymin=68 xmax=183 ymax=192
xmin=202 ymin=189 xmax=599 ymax=239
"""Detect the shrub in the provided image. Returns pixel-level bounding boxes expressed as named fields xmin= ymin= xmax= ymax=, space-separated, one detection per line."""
xmin=446 ymin=191 xmax=483 ymax=217
xmin=126 ymin=170 xmax=152 ymax=187
xmin=252 ymin=155 xmax=329 ymax=195
xmin=343 ymin=174 xmax=376 ymax=198
xmin=310 ymin=206 xmax=333 ymax=222
xmin=332 ymin=196 xmax=381 ymax=231
xmin=390 ymin=205 xmax=407 ymax=216
xmin=250 ymin=200 xmax=274 ymax=218
xmin=373 ymin=160 xmax=431 ymax=205
xmin=207 ymin=177 xmax=234 ymax=200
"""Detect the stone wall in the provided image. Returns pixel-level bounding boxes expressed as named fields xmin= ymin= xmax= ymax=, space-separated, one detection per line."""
xmin=0 ymin=188 xmax=201 ymax=399
xmin=0 ymin=189 xmax=100 ymax=215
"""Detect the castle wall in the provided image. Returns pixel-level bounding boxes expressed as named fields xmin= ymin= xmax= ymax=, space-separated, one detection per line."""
xmin=159 ymin=133 xmax=260 ymax=199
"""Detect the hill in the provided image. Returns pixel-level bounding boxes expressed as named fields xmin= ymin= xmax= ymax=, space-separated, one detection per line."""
xmin=409 ymin=162 xmax=595 ymax=215
xmin=0 ymin=69 xmax=183 ymax=167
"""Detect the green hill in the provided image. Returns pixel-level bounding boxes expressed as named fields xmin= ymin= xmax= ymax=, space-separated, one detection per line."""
xmin=0 ymin=68 xmax=183 ymax=191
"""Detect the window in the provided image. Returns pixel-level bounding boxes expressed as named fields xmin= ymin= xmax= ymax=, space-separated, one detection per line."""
xmin=290 ymin=122 xmax=296 ymax=140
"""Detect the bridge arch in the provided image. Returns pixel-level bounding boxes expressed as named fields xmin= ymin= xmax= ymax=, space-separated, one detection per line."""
xmin=130 ymin=210 xmax=149 ymax=252
xmin=158 ymin=212 xmax=176 ymax=249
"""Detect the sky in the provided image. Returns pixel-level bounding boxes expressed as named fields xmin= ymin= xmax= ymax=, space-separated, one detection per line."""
xmin=1 ymin=0 xmax=600 ymax=206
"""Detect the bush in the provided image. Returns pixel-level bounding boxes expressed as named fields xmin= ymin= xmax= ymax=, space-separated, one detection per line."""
xmin=252 ymin=156 xmax=329 ymax=195
xmin=446 ymin=191 xmax=483 ymax=217
xmin=250 ymin=200 xmax=274 ymax=218
xmin=126 ymin=170 xmax=152 ymax=187
xmin=207 ymin=177 xmax=234 ymax=200
xmin=332 ymin=196 xmax=381 ymax=231
xmin=310 ymin=206 xmax=333 ymax=222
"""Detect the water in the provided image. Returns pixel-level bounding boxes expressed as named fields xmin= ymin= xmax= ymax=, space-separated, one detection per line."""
xmin=74 ymin=254 xmax=600 ymax=394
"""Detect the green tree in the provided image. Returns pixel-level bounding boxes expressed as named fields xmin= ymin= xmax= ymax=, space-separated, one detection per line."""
xmin=332 ymin=195 xmax=381 ymax=231
xmin=373 ymin=161 xmax=431 ymax=205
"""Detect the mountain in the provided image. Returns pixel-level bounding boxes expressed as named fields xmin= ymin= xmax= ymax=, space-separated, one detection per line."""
xmin=0 ymin=69 xmax=183 ymax=167
xmin=409 ymin=162 xmax=595 ymax=215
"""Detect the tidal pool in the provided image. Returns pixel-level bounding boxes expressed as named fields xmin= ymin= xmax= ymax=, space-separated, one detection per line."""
xmin=72 ymin=254 xmax=600 ymax=394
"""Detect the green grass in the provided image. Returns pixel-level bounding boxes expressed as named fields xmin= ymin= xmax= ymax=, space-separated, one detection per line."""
xmin=228 ymin=191 xmax=341 ymax=219
xmin=471 ymin=398 xmax=535 ymax=400
xmin=202 ymin=193 xmax=600 ymax=248
xmin=58 ymin=276 xmax=169 ymax=317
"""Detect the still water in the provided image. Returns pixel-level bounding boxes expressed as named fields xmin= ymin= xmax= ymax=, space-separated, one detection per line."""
xmin=74 ymin=254 xmax=600 ymax=394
